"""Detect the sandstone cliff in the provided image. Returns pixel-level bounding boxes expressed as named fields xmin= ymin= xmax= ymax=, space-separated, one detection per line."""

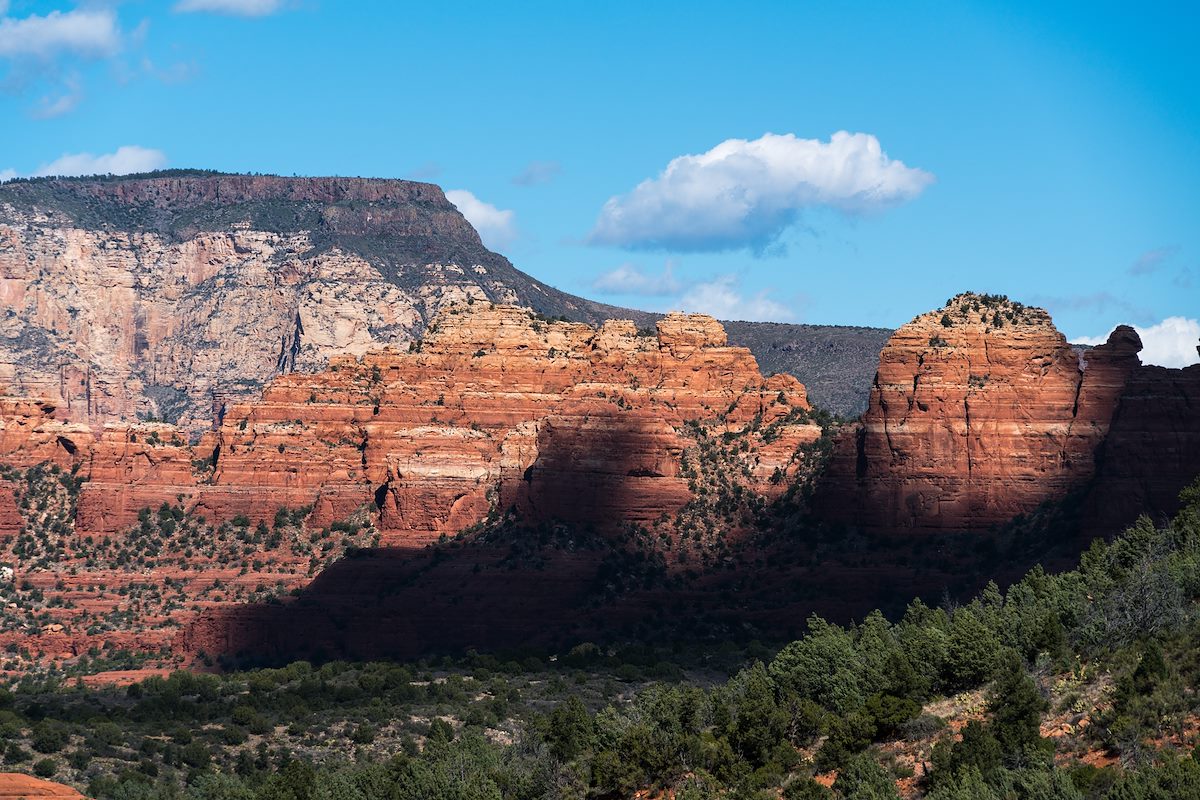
xmin=817 ymin=293 xmax=1198 ymax=534
xmin=0 ymin=172 xmax=889 ymax=425
xmin=0 ymin=173 xmax=650 ymax=432
xmin=72 ymin=304 xmax=818 ymax=542
xmin=0 ymin=306 xmax=827 ymax=668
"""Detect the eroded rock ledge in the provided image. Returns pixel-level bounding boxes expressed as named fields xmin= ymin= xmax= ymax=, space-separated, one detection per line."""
xmin=2 ymin=304 xmax=818 ymax=544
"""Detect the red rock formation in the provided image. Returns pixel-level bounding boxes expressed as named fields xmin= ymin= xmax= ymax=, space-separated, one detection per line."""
xmin=7 ymin=304 xmax=818 ymax=541
xmin=199 ymin=306 xmax=815 ymax=543
xmin=1081 ymin=358 xmax=1200 ymax=533
xmin=0 ymin=773 xmax=84 ymax=799
xmin=818 ymin=294 xmax=1143 ymax=532
xmin=0 ymin=481 xmax=19 ymax=541
xmin=75 ymin=423 xmax=204 ymax=533
xmin=0 ymin=398 xmax=90 ymax=469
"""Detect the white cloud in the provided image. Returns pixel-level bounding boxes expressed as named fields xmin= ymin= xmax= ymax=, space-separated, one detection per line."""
xmin=1077 ymin=317 xmax=1200 ymax=369
xmin=588 ymin=131 xmax=933 ymax=252
xmin=674 ymin=275 xmax=793 ymax=322
xmin=0 ymin=168 xmax=16 ymax=183
xmin=173 ymin=0 xmax=285 ymax=16
xmin=512 ymin=160 xmax=561 ymax=186
xmin=6 ymin=146 xmax=168 ymax=178
xmin=445 ymin=189 xmax=517 ymax=252
xmin=31 ymin=73 xmax=83 ymax=119
xmin=0 ymin=8 xmax=121 ymax=60
xmin=592 ymin=262 xmax=684 ymax=296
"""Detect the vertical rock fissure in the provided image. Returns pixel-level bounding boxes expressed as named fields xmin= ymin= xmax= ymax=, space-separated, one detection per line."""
xmin=276 ymin=311 xmax=304 ymax=374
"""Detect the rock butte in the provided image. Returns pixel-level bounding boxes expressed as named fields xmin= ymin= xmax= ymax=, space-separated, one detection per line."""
xmin=0 ymin=773 xmax=84 ymax=798
xmin=818 ymin=293 xmax=1200 ymax=534
xmin=0 ymin=305 xmax=821 ymax=665
xmin=63 ymin=304 xmax=817 ymax=543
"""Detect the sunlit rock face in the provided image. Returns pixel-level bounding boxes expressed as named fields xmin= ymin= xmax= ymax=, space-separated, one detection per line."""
xmin=817 ymin=293 xmax=1149 ymax=533
xmin=0 ymin=304 xmax=816 ymax=541
xmin=0 ymin=174 xmax=642 ymax=434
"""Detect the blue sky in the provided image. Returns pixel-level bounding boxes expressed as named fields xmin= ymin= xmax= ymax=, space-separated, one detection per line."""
xmin=2 ymin=0 xmax=1198 ymax=365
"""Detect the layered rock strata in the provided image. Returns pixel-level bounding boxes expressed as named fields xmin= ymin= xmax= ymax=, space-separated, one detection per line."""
xmin=0 ymin=174 xmax=648 ymax=432
xmin=0 ymin=305 xmax=817 ymax=544
xmin=817 ymin=294 xmax=1151 ymax=532
xmin=77 ymin=305 xmax=815 ymax=541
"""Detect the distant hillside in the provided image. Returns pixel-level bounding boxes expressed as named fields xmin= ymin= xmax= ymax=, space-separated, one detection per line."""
xmin=723 ymin=321 xmax=892 ymax=417
xmin=0 ymin=171 xmax=884 ymax=425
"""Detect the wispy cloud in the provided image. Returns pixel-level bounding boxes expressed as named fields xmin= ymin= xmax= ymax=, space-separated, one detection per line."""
xmin=0 ymin=7 xmax=122 ymax=60
xmin=0 ymin=6 xmax=141 ymax=119
xmin=445 ymin=189 xmax=517 ymax=252
xmin=1129 ymin=245 xmax=1179 ymax=276
xmin=30 ymin=72 xmax=83 ymax=118
xmin=1076 ymin=317 xmax=1200 ymax=369
xmin=588 ymin=131 xmax=933 ymax=253
xmin=173 ymin=0 xmax=287 ymax=16
xmin=407 ymin=162 xmax=442 ymax=180
xmin=592 ymin=262 xmax=685 ymax=296
xmin=512 ymin=160 xmax=561 ymax=187
xmin=674 ymin=275 xmax=794 ymax=322
xmin=3 ymin=145 xmax=168 ymax=180
xmin=1031 ymin=291 xmax=1155 ymax=326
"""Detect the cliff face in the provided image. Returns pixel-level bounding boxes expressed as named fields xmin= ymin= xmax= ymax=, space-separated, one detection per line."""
xmin=0 ymin=304 xmax=824 ymax=668
xmin=1081 ymin=360 xmax=1200 ymax=531
xmin=0 ymin=174 xmax=649 ymax=431
xmin=817 ymin=293 xmax=1151 ymax=532
xmin=72 ymin=304 xmax=816 ymax=542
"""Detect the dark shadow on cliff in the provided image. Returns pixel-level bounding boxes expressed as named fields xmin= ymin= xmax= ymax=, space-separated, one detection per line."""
xmin=190 ymin=507 xmax=1119 ymax=670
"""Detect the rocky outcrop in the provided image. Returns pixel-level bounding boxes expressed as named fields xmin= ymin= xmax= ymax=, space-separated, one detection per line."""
xmin=0 ymin=173 xmax=651 ymax=433
xmin=0 ymin=397 xmax=90 ymax=468
xmin=0 ymin=304 xmax=823 ymax=669
xmin=180 ymin=306 xmax=813 ymax=543
xmin=817 ymin=294 xmax=1146 ymax=532
xmin=0 ymin=774 xmax=84 ymax=798
xmin=1081 ymin=359 xmax=1200 ymax=532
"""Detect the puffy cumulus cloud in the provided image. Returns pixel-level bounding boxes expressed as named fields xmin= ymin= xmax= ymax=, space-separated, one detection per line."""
xmin=512 ymin=160 xmax=561 ymax=187
xmin=674 ymin=275 xmax=793 ymax=322
xmin=592 ymin=262 xmax=684 ymax=296
xmin=7 ymin=146 xmax=168 ymax=178
xmin=0 ymin=7 xmax=122 ymax=60
xmin=445 ymin=189 xmax=517 ymax=252
xmin=173 ymin=0 xmax=285 ymax=16
xmin=1076 ymin=317 xmax=1200 ymax=369
xmin=588 ymin=131 xmax=933 ymax=252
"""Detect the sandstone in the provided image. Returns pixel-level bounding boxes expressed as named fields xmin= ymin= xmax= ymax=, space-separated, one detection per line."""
xmin=201 ymin=304 xmax=816 ymax=543
xmin=0 ymin=774 xmax=83 ymax=799
xmin=817 ymin=293 xmax=1196 ymax=534
xmin=0 ymin=174 xmax=654 ymax=434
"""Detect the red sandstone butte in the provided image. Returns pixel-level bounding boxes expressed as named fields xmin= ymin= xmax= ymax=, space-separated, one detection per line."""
xmin=817 ymin=293 xmax=1147 ymax=532
xmin=70 ymin=305 xmax=815 ymax=543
